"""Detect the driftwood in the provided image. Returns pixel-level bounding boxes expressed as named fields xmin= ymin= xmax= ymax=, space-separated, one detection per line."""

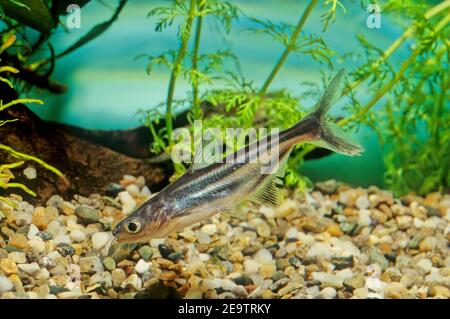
xmin=0 ymin=82 xmax=166 ymax=204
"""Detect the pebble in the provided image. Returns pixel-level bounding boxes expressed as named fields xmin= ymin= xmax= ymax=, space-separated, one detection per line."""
xmin=358 ymin=209 xmax=372 ymax=227
xmin=201 ymin=224 xmax=218 ymax=236
xmin=17 ymin=262 xmax=40 ymax=275
xmin=56 ymin=243 xmax=75 ymax=257
xmin=416 ymin=258 xmax=433 ymax=275
xmin=275 ymin=199 xmax=298 ymax=218
xmin=28 ymin=236 xmax=46 ymax=254
xmin=112 ymin=269 xmax=127 ymax=287
xmin=135 ymin=259 xmax=151 ymax=275
xmin=8 ymin=233 xmax=28 ymax=249
xmin=195 ymin=230 xmax=212 ymax=245
xmin=320 ymin=287 xmax=337 ymax=299
xmin=60 ymin=202 xmax=75 ymax=216
xmin=0 ymin=276 xmax=14 ymax=294
xmin=0 ymin=258 xmax=18 ymax=275
xmin=243 ymin=260 xmax=259 ymax=274
xmin=396 ymin=215 xmax=413 ymax=230
xmin=158 ymin=244 xmax=173 ymax=258
xmin=138 ymin=246 xmax=153 ymax=261
xmin=355 ymin=196 xmax=370 ymax=210
xmin=312 ymin=272 xmax=344 ymax=288
xmin=253 ymin=249 xmax=273 ymax=264
xmin=168 ymin=252 xmax=183 ymax=262
xmin=75 ymin=205 xmax=100 ymax=223
xmin=92 ymin=232 xmax=110 ymax=250
xmin=8 ymin=252 xmax=26 ymax=264
xmin=306 ymin=242 xmax=333 ymax=259
xmin=118 ymin=191 xmax=136 ymax=215
xmin=69 ymin=229 xmax=86 ymax=243
xmin=102 ymin=257 xmax=116 ymax=271
xmin=368 ymin=247 xmax=389 ymax=271
xmin=23 ymin=166 xmax=37 ymax=179
xmin=79 ymin=256 xmax=103 ymax=274
xmin=54 ymin=234 xmax=70 ymax=245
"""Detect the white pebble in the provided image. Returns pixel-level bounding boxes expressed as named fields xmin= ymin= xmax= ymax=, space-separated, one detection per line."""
xmin=35 ymin=268 xmax=50 ymax=280
xmin=118 ymin=191 xmax=136 ymax=215
xmin=259 ymin=206 xmax=275 ymax=219
xmin=312 ymin=272 xmax=344 ymax=288
xmin=305 ymin=286 xmax=320 ymax=298
xmin=0 ymin=276 xmax=13 ymax=294
xmin=358 ymin=209 xmax=372 ymax=227
xmin=253 ymin=248 xmax=273 ymax=264
xmin=243 ymin=260 xmax=260 ymax=274
xmin=54 ymin=234 xmax=71 ymax=245
xmin=365 ymin=277 xmax=387 ymax=293
xmin=28 ymin=236 xmax=46 ymax=254
xmin=47 ymin=221 xmax=62 ymax=237
xmin=306 ymin=242 xmax=333 ymax=259
xmin=355 ymin=195 xmax=370 ymax=209
xmin=47 ymin=251 xmax=62 ymax=261
xmin=285 ymin=227 xmax=299 ymax=240
xmin=135 ymin=259 xmax=151 ymax=275
xmin=125 ymin=184 xmax=140 ymax=197
xmin=201 ymin=224 xmax=218 ymax=236
xmin=27 ymin=224 xmax=40 ymax=239
xmin=198 ymin=253 xmax=210 ymax=262
xmin=202 ymin=279 xmax=221 ymax=290
xmin=195 ymin=230 xmax=212 ymax=245
xmin=92 ymin=232 xmax=110 ymax=250
xmin=320 ymin=287 xmax=337 ymax=299
xmin=18 ymin=262 xmax=40 ymax=275
xmin=70 ymin=229 xmax=86 ymax=243
xmin=330 ymin=238 xmax=361 ymax=257
xmin=416 ymin=258 xmax=432 ymax=275
xmin=23 ymin=166 xmax=37 ymax=179
xmin=222 ymin=279 xmax=237 ymax=291
xmin=336 ymin=268 xmax=354 ymax=280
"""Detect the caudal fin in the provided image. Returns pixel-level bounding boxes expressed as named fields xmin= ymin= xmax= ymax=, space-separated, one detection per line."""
xmin=294 ymin=69 xmax=364 ymax=156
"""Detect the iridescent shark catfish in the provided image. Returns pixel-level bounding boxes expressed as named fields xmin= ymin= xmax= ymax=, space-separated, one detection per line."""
xmin=112 ymin=70 xmax=363 ymax=244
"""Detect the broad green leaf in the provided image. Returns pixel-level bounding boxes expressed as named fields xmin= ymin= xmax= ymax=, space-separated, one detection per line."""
xmin=0 ymin=0 xmax=53 ymax=33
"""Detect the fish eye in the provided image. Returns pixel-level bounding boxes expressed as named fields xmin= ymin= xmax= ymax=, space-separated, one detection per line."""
xmin=125 ymin=218 xmax=141 ymax=234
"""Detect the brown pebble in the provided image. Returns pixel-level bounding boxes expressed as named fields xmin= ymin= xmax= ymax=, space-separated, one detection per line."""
xmin=155 ymin=258 xmax=174 ymax=269
xmin=32 ymin=207 xmax=48 ymax=230
xmin=378 ymin=243 xmax=392 ymax=254
xmin=160 ymin=271 xmax=177 ymax=281
xmin=8 ymin=233 xmax=28 ymax=250
xmin=326 ymin=224 xmax=343 ymax=237
xmin=0 ymin=258 xmax=18 ymax=275
xmin=177 ymin=284 xmax=189 ymax=295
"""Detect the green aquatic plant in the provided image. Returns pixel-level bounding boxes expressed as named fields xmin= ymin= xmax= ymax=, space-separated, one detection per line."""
xmin=346 ymin=1 xmax=450 ymax=195
xmin=141 ymin=0 xmax=338 ymax=188
xmin=142 ymin=0 xmax=450 ymax=195
xmin=0 ymin=35 xmax=66 ymax=205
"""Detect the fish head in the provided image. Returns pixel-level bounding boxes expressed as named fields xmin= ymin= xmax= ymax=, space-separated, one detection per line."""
xmin=112 ymin=197 xmax=172 ymax=244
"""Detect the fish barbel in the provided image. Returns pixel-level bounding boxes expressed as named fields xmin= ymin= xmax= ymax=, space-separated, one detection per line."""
xmin=111 ymin=70 xmax=363 ymax=244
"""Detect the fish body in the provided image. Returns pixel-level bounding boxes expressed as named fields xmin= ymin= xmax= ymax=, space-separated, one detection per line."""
xmin=112 ymin=70 xmax=363 ymax=244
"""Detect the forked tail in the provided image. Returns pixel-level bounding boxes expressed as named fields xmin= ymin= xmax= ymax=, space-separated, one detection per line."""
xmin=289 ymin=69 xmax=364 ymax=156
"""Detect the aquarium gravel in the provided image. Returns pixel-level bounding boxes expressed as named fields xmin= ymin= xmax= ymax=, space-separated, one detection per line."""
xmin=0 ymin=175 xmax=449 ymax=299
